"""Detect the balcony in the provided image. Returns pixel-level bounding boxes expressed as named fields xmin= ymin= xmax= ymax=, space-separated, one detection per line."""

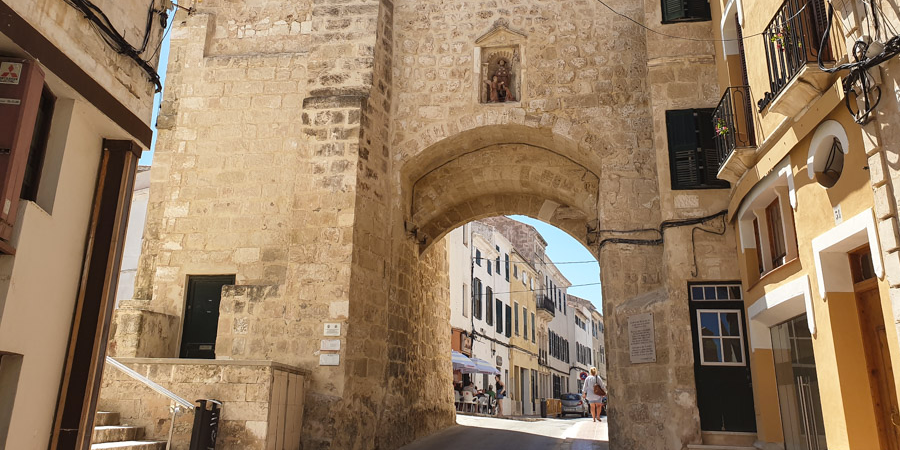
xmin=757 ymin=0 xmax=835 ymax=116
xmin=537 ymin=295 xmax=555 ymax=319
xmin=714 ymin=86 xmax=757 ymax=183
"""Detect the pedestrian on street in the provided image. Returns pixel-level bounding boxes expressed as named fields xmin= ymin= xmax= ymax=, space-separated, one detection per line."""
xmin=494 ymin=374 xmax=507 ymax=417
xmin=582 ymin=367 xmax=606 ymax=422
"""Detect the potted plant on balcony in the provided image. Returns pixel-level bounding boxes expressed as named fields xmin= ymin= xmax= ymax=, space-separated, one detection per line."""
xmin=715 ymin=118 xmax=730 ymax=136
xmin=770 ymin=25 xmax=800 ymax=51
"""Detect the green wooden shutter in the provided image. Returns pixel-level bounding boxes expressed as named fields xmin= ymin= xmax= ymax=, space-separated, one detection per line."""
xmin=667 ymin=109 xmax=700 ymax=189
xmin=662 ymin=0 xmax=687 ymax=22
xmin=697 ymin=108 xmax=729 ymax=188
xmin=686 ymin=0 xmax=711 ymax=21
xmin=496 ymin=300 xmax=503 ymax=333
xmin=486 ymin=287 xmax=493 ymax=325
xmin=505 ymin=305 xmax=512 ymax=338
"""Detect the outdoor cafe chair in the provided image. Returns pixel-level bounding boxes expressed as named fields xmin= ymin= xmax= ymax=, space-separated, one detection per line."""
xmin=461 ymin=390 xmax=476 ymax=413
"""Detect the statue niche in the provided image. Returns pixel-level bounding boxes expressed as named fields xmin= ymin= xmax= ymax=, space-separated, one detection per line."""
xmin=481 ymin=52 xmax=519 ymax=103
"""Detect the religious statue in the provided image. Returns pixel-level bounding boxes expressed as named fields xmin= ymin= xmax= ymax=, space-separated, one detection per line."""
xmin=483 ymin=58 xmax=515 ymax=103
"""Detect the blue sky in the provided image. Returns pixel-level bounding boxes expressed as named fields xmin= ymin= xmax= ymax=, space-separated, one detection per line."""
xmin=509 ymin=216 xmax=602 ymax=312
xmin=142 ymin=33 xmax=602 ymax=312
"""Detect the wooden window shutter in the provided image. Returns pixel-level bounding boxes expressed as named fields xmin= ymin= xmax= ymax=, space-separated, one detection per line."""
xmin=696 ymin=108 xmax=728 ymax=188
xmin=505 ymin=305 xmax=512 ymax=338
xmin=686 ymin=0 xmax=711 ymax=21
xmin=662 ymin=0 xmax=687 ymax=22
xmin=667 ymin=109 xmax=701 ymax=189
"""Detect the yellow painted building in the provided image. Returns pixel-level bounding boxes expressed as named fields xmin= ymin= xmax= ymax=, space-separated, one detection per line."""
xmin=711 ymin=0 xmax=900 ymax=447
xmin=508 ymin=249 xmax=541 ymax=415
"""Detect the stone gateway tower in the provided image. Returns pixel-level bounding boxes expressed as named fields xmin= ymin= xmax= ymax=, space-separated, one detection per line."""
xmin=104 ymin=0 xmax=742 ymax=448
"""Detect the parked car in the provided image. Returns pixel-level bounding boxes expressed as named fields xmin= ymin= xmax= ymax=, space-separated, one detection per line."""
xmin=559 ymin=393 xmax=588 ymax=417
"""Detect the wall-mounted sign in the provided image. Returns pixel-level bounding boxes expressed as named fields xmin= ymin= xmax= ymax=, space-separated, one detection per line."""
xmin=324 ymin=323 xmax=341 ymax=336
xmin=320 ymin=339 xmax=341 ymax=351
xmin=833 ymin=204 xmax=843 ymax=224
xmin=629 ymin=312 xmax=656 ymax=364
xmin=496 ymin=355 xmax=502 ymax=366
xmin=0 ymin=63 xmax=22 ymax=85
xmin=580 ymin=372 xmax=588 ymax=380
xmin=319 ymin=354 xmax=340 ymax=366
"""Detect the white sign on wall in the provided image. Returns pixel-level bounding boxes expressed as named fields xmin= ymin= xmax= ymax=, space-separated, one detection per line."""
xmin=629 ymin=313 xmax=656 ymax=364
xmin=323 ymin=323 xmax=341 ymax=336
xmin=319 ymin=354 xmax=340 ymax=366
xmin=320 ymin=339 xmax=341 ymax=351
xmin=833 ymin=204 xmax=843 ymax=225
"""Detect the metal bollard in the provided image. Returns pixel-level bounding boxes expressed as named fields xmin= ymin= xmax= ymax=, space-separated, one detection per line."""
xmin=189 ymin=399 xmax=222 ymax=450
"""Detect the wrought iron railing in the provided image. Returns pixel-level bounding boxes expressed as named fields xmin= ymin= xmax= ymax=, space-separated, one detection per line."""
xmin=714 ymin=86 xmax=756 ymax=169
xmin=758 ymin=0 xmax=834 ymax=111
xmin=537 ymin=295 xmax=555 ymax=317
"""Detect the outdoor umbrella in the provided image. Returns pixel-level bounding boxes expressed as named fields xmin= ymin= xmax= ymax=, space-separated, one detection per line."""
xmin=467 ymin=357 xmax=501 ymax=375
xmin=451 ymin=350 xmax=476 ymax=372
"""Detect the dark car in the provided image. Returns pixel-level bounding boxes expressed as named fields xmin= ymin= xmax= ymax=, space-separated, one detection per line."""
xmin=559 ymin=393 xmax=588 ymax=417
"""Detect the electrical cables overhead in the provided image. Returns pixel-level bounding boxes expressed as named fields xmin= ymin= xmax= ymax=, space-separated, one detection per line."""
xmin=63 ymin=0 xmax=171 ymax=91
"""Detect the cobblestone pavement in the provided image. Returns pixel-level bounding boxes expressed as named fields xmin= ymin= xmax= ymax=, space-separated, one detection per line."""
xmin=398 ymin=415 xmax=610 ymax=450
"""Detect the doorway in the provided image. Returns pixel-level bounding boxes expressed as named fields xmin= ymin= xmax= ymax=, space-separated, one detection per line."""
xmin=180 ymin=275 xmax=235 ymax=359
xmin=689 ymin=283 xmax=757 ymax=432
xmin=851 ymin=246 xmax=900 ymax=450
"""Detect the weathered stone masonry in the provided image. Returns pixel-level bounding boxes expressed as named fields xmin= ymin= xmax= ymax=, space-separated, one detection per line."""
xmin=108 ymin=0 xmax=742 ymax=449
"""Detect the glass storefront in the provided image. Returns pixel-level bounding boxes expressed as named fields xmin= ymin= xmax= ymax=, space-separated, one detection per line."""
xmin=771 ymin=314 xmax=828 ymax=450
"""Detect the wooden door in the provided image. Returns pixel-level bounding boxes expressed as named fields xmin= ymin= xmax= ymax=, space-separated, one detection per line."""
xmin=856 ymin=281 xmax=900 ymax=450
xmin=180 ymin=275 xmax=235 ymax=359
xmin=690 ymin=283 xmax=757 ymax=432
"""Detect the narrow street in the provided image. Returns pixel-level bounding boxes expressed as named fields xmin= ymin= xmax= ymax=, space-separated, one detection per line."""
xmin=399 ymin=415 xmax=609 ymax=450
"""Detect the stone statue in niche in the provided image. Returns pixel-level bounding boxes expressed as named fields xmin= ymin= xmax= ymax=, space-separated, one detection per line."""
xmin=482 ymin=56 xmax=517 ymax=103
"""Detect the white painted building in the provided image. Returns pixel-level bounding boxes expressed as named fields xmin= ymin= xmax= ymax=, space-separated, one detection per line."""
xmin=116 ymin=166 xmax=151 ymax=306
xmin=567 ymin=296 xmax=594 ymax=394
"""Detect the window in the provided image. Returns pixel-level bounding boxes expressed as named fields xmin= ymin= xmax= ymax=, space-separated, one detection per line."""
xmin=495 ymin=246 xmax=501 ymax=273
xmin=515 ymin=302 xmax=520 ymax=335
xmin=689 ymin=283 xmax=743 ymax=301
xmin=486 ymin=287 xmax=494 ymax=325
xmin=487 ymin=258 xmax=492 ymax=275
xmin=697 ymin=309 xmax=746 ymax=366
xmin=815 ymin=138 xmax=844 ymax=188
xmin=531 ymin=313 xmax=536 ymax=343
xmin=505 ymin=305 xmax=512 ymax=338
xmin=473 ymin=278 xmax=482 ymax=320
xmin=496 ymin=299 xmax=503 ymax=333
xmin=753 ymin=218 xmax=764 ymax=274
xmin=766 ymin=199 xmax=787 ymax=269
xmin=523 ymin=309 xmax=528 ymax=339
xmin=505 ymin=254 xmax=510 ymax=281
xmin=463 ymin=283 xmax=469 ymax=318
xmin=21 ymin=87 xmax=55 ymax=202
xmin=661 ymin=0 xmax=711 ymax=23
xmin=665 ymin=109 xmax=728 ymax=190
xmin=475 ymin=249 xmax=482 ymax=266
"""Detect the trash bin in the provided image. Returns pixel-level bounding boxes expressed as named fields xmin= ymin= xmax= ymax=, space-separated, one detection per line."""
xmin=540 ymin=398 xmax=547 ymax=418
xmin=189 ymin=399 xmax=222 ymax=450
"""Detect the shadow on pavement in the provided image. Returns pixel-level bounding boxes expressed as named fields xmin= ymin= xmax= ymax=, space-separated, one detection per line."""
xmin=398 ymin=424 xmax=609 ymax=450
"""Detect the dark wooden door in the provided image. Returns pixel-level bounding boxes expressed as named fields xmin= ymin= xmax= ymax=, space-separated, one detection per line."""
xmin=180 ymin=275 xmax=235 ymax=359
xmin=689 ymin=284 xmax=757 ymax=432
xmin=856 ymin=281 xmax=900 ymax=450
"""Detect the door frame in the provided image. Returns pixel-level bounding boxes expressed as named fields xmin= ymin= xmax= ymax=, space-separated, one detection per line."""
xmin=179 ymin=274 xmax=236 ymax=359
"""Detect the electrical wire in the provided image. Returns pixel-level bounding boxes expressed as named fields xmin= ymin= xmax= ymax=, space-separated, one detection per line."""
xmin=63 ymin=0 xmax=168 ymax=91
xmin=817 ymin=0 xmax=900 ymax=123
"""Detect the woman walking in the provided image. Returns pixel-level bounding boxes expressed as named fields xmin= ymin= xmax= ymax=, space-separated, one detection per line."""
xmin=494 ymin=374 xmax=507 ymax=417
xmin=582 ymin=367 xmax=606 ymax=422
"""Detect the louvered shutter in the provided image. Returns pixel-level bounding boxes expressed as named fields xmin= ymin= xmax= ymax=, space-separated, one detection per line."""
xmin=662 ymin=0 xmax=687 ymax=22
xmin=696 ymin=109 xmax=729 ymax=188
xmin=505 ymin=305 xmax=512 ymax=338
xmin=685 ymin=0 xmax=711 ymax=21
xmin=496 ymin=300 xmax=503 ymax=333
xmin=667 ymin=110 xmax=701 ymax=189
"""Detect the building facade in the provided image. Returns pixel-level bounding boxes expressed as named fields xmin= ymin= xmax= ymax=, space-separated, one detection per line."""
xmin=591 ymin=309 xmax=606 ymax=383
xmin=711 ymin=0 xmax=900 ymax=447
xmin=0 ymin=1 xmax=165 ymax=448
xmin=508 ymin=249 xmax=541 ymax=415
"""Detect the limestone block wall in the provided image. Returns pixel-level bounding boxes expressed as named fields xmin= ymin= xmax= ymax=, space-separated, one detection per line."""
xmin=108 ymin=301 xmax=181 ymax=358
xmin=99 ymin=359 xmax=308 ymax=450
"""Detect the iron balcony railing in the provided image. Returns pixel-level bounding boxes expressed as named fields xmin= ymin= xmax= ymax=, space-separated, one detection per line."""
xmin=537 ymin=295 xmax=555 ymax=317
xmin=714 ymin=86 xmax=756 ymax=169
xmin=758 ymin=0 xmax=834 ymax=111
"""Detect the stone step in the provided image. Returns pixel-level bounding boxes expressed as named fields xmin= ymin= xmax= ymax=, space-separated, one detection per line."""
xmin=700 ymin=431 xmax=757 ymax=447
xmin=94 ymin=411 xmax=121 ymax=426
xmin=90 ymin=441 xmax=166 ymax=450
xmin=91 ymin=426 xmax=142 ymax=444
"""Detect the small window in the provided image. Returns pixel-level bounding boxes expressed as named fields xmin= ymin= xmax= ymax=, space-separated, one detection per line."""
xmin=766 ymin=199 xmax=787 ymax=269
xmin=487 ymin=259 xmax=492 ymax=275
xmin=475 ymin=249 xmax=482 ymax=266
xmin=486 ymin=287 xmax=494 ymax=325
xmin=515 ymin=302 xmax=520 ymax=335
xmin=496 ymin=298 xmax=503 ymax=333
xmin=473 ymin=278 xmax=482 ymax=320
xmin=531 ymin=312 xmax=536 ymax=343
xmin=505 ymin=254 xmax=510 ymax=281
xmin=753 ymin=218 xmax=764 ymax=274
xmin=523 ymin=309 xmax=528 ymax=339
xmin=697 ymin=309 xmax=746 ymax=366
xmin=661 ymin=0 xmax=711 ymax=23
xmin=666 ymin=109 xmax=728 ymax=190
xmin=505 ymin=304 xmax=512 ymax=338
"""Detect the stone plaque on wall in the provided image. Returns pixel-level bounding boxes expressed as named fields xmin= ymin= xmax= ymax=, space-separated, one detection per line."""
xmin=629 ymin=313 xmax=656 ymax=364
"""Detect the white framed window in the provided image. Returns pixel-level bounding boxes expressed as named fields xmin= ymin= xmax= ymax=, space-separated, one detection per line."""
xmin=697 ymin=309 xmax=746 ymax=366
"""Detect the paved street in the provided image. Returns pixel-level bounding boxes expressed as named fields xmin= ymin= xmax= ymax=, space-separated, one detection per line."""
xmin=399 ymin=415 xmax=609 ymax=450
